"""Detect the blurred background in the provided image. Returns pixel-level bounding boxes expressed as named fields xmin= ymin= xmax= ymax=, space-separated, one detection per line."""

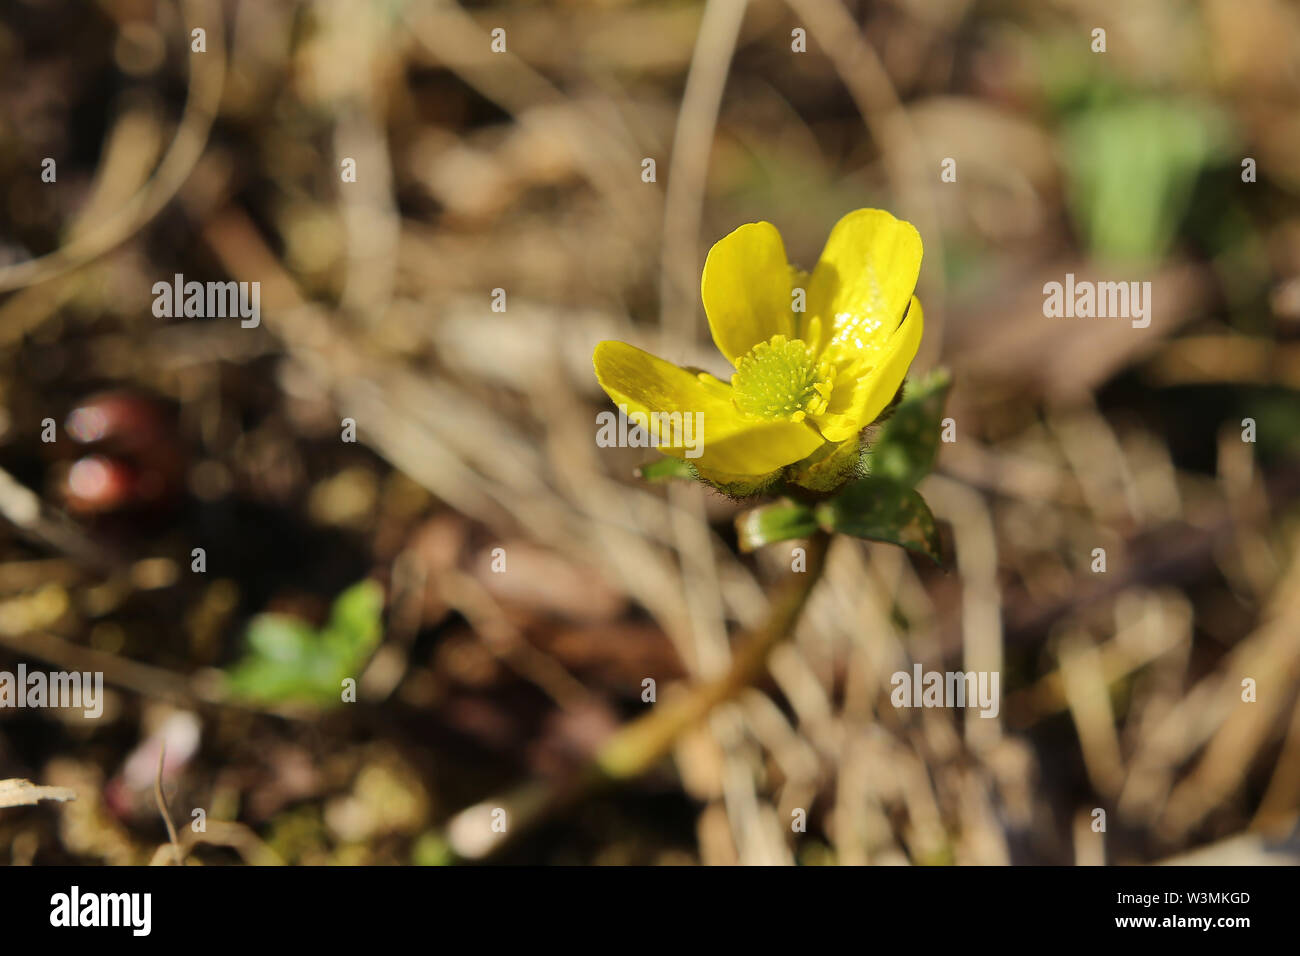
xmin=1 ymin=0 xmax=1299 ymax=865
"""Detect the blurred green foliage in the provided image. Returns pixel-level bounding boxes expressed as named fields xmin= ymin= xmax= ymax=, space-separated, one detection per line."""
xmin=225 ymin=579 xmax=384 ymax=707
xmin=865 ymin=369 xmax=951 ymax=487
xmin=1063 ymin=97 xmax=1227 ymax=263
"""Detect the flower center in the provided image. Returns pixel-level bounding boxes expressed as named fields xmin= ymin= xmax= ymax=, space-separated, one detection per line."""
xmin=730 ymin=335 xmax=833 ymax=423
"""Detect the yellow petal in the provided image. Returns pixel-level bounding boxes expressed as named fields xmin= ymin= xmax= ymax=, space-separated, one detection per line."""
xmin=811 ymin=296 xmax=923 ymax=442
xmin=790 ymin=267 xmax=818 ymax=344
xmin=805 ymin=209 xmax=922 ymax=364
xmin=701 ymin=222 xmax=798 ymax=366
xmin=593 ymin=341 xmax=825 ymax=475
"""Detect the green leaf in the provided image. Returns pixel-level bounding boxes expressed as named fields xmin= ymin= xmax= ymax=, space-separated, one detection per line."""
xmin=322 ymin=579 xmax=385 ymax=659
xmin=412 ymin=830 xmax=454 ymax=866
xmin=225 ymin=657 xmax=317 ymax=704
xmin=1062 ymin=98 xmax=1226 ymax=262
xmin=245 ymin=615 xmax=315 ymax=662
xmin=225 ymin=579 xmax=385 ymax=707
xmin=815 ymin=477 xmax=942 ymax=563
xmin=865 ymin=369 xmax=951 ymax=488
xmin=736 ymin=499 xmax=818 ymax=552
xmin=635 ymin=455 xmax=696 ymax=482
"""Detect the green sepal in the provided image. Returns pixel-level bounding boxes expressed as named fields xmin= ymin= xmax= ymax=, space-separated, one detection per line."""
xmin=635 ymin=455 xmax=697 ymax=482
xmin=692 ymin=461 xmax=784 ymax=499
xmin=786 ymin=434 xmax=864 ymax=493
xmin=814 ymin=477 xmax=942 ymax=563
xmin=864 ymin=369 xmax=951 ymax=488
xmin=736 ymin=499 xmax=819 ymax=552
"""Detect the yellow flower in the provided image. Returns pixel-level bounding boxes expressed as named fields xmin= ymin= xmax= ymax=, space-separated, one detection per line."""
xmin=594 ymin=209 xmax=924 ymax=493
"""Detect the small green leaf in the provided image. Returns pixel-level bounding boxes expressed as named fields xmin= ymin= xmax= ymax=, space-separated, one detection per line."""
xmin=225 ymin=579 xmax=385 ymax=707
xmin=224 ymin=657 xmax=315 ymax=704
xmin=245 ymin=615 xmax=315 ymax=662
xmin=865 ymin=369 xmax=951 ymax=488
xmin=322 ymin=579 xmax=385 ymax=659
xmin=736 ymin=499 xmax=818 ymax=552
xmin=412 ymin=830 xmax=454 ymax=866
xmin=815 ymin=477 xmax=942 ymax=563
xmin=635 ymin=455 xmax=696 ymax=482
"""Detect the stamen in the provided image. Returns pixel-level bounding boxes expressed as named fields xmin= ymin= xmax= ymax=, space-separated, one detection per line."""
xmin=730 ymin=335 xmax=833 ymax=422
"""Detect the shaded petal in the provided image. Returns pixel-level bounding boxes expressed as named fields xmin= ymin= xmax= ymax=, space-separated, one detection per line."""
xmin=701 ymin=222 xmax=798 ymax=366
xmin=811 ymin=296 xmax=924 ymax=442
xmin=805 ymin=209 xmax=922 ymax=365
xmin=790 ymin=267 xmax=820 ymax=345
xmin=593 ymin=341 xmax=825 ymax=475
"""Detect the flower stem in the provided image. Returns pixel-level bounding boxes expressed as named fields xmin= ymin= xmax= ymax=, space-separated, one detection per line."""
xmin=594 ymin=530 xmax=831 ymax=779
xmin=444 ymin=531 xmax=832 ymax=860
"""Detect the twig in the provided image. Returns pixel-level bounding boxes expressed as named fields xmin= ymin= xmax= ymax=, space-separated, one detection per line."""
xmin=657 ymin=0 xmax=750 ymax=346
xmin=0 ymin=627 xmax=320 ymax=722
xmin=435 ymin=569 xmax=599 ymax=711
xmin=154 ymin=743 xmax=183 ymax=867
xmin=0 ymin=0 xmax=225 ymax=293
xmin=149 ymin=820 xmax=285 ymax=867
xmin=0 ymin=466 xmax=124 ymax=574
xmin=0 ymin=778 xmax=77 ymax=809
